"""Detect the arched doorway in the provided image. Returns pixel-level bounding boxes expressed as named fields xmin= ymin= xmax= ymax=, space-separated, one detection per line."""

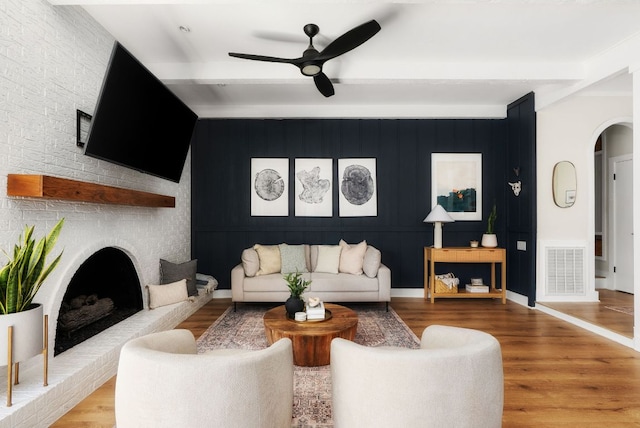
xmin=593 ymin=123 xmax=633 ymax=336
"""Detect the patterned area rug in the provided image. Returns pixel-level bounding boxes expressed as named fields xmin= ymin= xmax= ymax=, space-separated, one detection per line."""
xmin=197 ymin=303 xmax=420 ymax=427
xmin=605 ymin=305 xmax=634 ymax=315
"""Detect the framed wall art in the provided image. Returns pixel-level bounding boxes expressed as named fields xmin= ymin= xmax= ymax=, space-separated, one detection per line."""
xmin=251 ymin=158 xmax=288 ymax=216
xmin=338 ymin=158 xmax=377 ymax=217
xmin=295 ymin=158 xmax=333 ymax=217
xmin=431 ymin=153 xmax=482 ymax=221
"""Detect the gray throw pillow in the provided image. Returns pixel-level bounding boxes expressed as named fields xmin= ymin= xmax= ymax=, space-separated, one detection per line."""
xmin=279 ymin=244 xmax=308 ymax=274
xmin=160 ymin=259 xmax=198 ymax=297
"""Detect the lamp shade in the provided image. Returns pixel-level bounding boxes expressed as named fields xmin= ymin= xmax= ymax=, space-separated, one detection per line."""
xmin=423 ymin=204 xmax=454 ymax=249
xmin=423 ymin=205 xmax=455 ymax=223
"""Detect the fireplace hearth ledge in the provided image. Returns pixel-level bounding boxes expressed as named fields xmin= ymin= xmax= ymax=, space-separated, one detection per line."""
xmin=0 ymin=289 xmax=213 ymax=428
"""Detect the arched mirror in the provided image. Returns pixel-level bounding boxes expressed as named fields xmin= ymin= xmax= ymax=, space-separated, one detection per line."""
xmin=552 ymin=161 xmax=577 ymax=208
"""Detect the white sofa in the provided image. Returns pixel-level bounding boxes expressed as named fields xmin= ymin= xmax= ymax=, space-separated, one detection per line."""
xmin=231 ymin=241 xmax=391 ymax=310
xmin=115 ymin=329 xmax=294 ymax=428
xmin=330 ymin=324 xmax=504 ymax=428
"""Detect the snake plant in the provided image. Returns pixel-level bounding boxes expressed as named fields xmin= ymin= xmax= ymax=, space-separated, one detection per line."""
xmin=486 ymin=203 xmax=497 ymax=234
xmin=0 ymin=218 xmax=64 ymax=314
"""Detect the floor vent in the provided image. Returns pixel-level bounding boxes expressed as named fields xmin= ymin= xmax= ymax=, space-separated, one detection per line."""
xmin=545 ymin=246 xmax=586 ymax=295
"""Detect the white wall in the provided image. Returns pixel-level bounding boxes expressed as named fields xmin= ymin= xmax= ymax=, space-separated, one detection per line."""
xmin=536 ymin=94 xmax=632 ymax=301
xmin=0 ymin=1 xmax=192 ymax=335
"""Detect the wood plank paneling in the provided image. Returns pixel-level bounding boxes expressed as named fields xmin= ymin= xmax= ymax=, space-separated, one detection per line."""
xmin=506 ymin=93 xmax=537 ymax=304
xmin=192 ymin=119 xmax=513 ymax=290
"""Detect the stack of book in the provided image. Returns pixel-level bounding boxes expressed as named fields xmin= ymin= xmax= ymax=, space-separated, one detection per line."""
xmin=465 ymin=284 xmax=489 ymax=293
xmin=306 ymin=301 xmax=326 ymax=320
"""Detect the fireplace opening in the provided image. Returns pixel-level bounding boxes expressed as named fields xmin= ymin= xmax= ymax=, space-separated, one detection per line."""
xmin=54 ymin=247 xmax=143 ymax=355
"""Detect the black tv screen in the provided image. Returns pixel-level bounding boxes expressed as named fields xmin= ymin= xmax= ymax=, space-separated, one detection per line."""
xmin=84 ymin=41 xmax=198 ymax=183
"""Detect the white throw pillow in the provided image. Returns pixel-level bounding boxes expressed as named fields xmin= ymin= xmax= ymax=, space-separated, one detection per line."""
xmin=253 ymin=244 xmax=281 ymax=275
xmin=241 ymin=248 xmax=260 ymax=277
xmin=147 ymin=279 xmax=188 ymax=309
xmin=363 ymin=245 xmax=382 ymax=278
xmin=314 ymin=245 xmax=342 ymax=274
xmin=338 ymin=240 xmax=367 ymax=275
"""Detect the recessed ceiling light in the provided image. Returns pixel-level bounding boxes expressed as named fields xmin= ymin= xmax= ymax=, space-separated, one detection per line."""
xmin=179 ymin=26 xmax=191 ymax=33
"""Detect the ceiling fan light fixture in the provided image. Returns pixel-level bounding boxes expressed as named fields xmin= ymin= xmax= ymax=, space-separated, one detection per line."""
xmin=301 ymin=63 xmax=321 ymax=76
xmin=228 ymin=19 xmax=380 ymax=96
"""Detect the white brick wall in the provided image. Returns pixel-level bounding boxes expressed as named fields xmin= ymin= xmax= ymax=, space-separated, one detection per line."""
xmin=0 ymin=1 xmax=197 ymax=424
xmin=1 ymin=0 xmax=192 ymax=316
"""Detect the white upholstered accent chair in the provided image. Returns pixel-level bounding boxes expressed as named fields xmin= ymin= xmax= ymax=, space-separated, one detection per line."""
xmin=330 ymin=324 xmax=503 ymax=428
xmin=115 ymin=329 xmax=294 ymax=428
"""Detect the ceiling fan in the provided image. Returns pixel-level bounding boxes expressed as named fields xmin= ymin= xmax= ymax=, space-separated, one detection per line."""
xmin=228 ymin=20 xmax=381 ymax=97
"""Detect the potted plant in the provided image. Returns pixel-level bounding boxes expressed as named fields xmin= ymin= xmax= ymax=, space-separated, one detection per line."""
xmin=283 ymin=270 xmax=311 ymax=316
xmin=481 ymin=203 xmax=498 ymax=247
xmin=0 ymin=219 xmax=64 ymax=369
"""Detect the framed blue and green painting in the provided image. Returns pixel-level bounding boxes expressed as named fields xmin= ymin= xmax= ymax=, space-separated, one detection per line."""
xmin=431 ymin=153 xmax=482 ymax=221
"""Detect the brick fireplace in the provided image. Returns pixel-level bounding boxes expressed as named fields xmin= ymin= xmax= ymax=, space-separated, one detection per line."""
xmin=54 ymin=247 xmax=143 ymax=356
xmin=0 ymin=239 xmax=210 ymax=427
xmin=0 ymin=1 xmax=202 ymax=425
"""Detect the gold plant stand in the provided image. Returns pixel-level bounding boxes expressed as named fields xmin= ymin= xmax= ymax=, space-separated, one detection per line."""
xmin=5 ymin=314 xmax=48 ymax=407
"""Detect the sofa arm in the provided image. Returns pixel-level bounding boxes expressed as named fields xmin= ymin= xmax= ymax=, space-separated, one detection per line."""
xmin=377 ymin=264 xmax=391 ymax=301
xmin=231 ymin=263 xmax=246 ymax=302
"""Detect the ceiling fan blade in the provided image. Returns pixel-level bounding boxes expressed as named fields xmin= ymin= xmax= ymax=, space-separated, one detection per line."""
xmin=228 ymin=52 xmax=298 ymax=65
xmin=314 ymin=72 xmax=335 ymax=97
xmin=316 ymin=20 xmax=381 ymax=61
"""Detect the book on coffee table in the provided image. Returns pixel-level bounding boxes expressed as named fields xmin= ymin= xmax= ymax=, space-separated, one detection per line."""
xmin=306 ymin=301 xmax=326 ymax=320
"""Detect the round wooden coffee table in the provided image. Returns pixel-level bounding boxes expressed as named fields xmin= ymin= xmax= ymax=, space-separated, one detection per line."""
xmin=263 ymin=303 xmax=358 ymax=366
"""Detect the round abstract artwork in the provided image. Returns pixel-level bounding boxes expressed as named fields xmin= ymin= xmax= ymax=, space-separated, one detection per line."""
xmin=254 ymin=168 xmax=285 ymax=201
xmin=341 ymin=164 xmax=374 ymax=205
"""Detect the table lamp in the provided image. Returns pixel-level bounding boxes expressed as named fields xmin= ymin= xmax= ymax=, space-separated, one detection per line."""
xmin=423 ymin=204 xmax=455 ymax=248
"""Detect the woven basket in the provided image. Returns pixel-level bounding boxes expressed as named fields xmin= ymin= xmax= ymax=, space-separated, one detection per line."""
xmin=433 ymin=273 xmax=459 ymax=294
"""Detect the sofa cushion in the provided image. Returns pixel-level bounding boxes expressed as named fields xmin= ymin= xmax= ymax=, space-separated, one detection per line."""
xmin=279 ymin=244 xmax=308 ymax=274
xmin=254 ymin=244 xmax=281 ymax=275
xmin=160 ymin=258 xmax=198 ymax=297
xmin=310 ymin=272 xmax=380 ymax=292
xmin=315 ymin=245 xmax=342 ymax=274
xmin=242 ymin=248 xmax=260 ymax=277
xmin=243 ymin=274 xmax=289 ymax=292
xmin=147 ymin=279 xmax=189 ymax=309
xmin=338 ymin=240 xmax=367 ymax=275
xmin=310 ymin=245 xmax=319 ymax=271
xmin=363 ymin=246 xmax=382 ymax=278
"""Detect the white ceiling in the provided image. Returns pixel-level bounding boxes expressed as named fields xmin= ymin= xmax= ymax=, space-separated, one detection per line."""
xmin=50 ymin=0 xmax=640 ymax=118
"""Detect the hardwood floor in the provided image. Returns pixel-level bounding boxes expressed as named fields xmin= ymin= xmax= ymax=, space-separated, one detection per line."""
xmin=52 ymin=296 xmax=640 ymax=427
xmin=539 ymin=288 xmax=633 ymax=337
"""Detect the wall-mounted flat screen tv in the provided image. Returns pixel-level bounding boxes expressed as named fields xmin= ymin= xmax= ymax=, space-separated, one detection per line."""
xmin=84 ymin=41 xmax=198 ymax=183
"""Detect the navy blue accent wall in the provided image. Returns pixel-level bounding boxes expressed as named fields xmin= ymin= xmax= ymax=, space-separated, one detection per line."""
xmin=506 ymin=93 xmax=537 ymax=306
xmin=191 ymin=118 xmax=516 ymax=291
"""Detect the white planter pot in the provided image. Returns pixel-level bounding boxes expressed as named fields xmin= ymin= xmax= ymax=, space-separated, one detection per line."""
xmin=481 ymin=234 xmax=498 ymax=248
xmin=0 ymin=304 xmax=44 ymax=366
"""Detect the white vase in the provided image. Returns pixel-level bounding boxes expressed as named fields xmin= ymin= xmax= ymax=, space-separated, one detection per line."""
xmin=0 ymin=303 xmax=44 ymax=366
xmin=481 ymin=234 xmax=498 ymax=248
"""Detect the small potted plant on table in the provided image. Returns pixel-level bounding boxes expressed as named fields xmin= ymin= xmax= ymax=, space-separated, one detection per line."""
xmin=283 ymin=271 xmax=311 ymax=316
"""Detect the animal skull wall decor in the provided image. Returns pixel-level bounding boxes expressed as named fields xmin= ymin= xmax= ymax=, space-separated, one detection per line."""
xmin=508 ymin=181 xmax=522 ymax=196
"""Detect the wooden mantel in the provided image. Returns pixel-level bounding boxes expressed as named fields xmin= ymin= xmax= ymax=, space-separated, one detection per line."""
xmin=7 ymin=174 xmax=175 ymax=208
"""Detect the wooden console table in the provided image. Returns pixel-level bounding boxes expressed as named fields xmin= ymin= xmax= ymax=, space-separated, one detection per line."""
xmin=424 ymin=247 xmax=507 ymax=304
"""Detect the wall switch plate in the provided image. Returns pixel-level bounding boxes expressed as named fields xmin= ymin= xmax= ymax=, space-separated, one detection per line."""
xmin=517 ymin=240 xmax=527 ymax=251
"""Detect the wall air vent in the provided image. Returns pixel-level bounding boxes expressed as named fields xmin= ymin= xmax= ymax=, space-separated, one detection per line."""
xmin=545 ymin=246 xmax=586 ymax=296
